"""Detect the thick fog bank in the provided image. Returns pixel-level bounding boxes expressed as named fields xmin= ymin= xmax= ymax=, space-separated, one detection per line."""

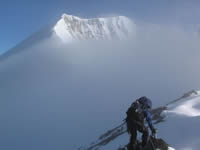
xmin=0 ymin=25 xmax=200 ymax=150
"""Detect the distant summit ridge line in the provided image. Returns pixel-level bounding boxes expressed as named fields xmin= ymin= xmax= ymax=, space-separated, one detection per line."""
xmin=53 ymin=13 xmax=136 ymax=43
xmin=61 ymin=13 xmax=130 ymax=21
xmin=0 ymin=13 xmax=135 ymax=60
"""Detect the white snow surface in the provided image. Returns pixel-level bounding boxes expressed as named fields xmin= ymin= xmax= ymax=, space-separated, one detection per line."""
xmin=53 ymin=14 xmax=136 ymax=43
xmin=156 ymin=90 xmax=200 ymax=150
xmin=168 ymin=147 xmax=176 ymax=150
xmin=156 ymin=148 xmax=175 ymax=150
xmin=168 ymin=90 xmax=200 ymax=117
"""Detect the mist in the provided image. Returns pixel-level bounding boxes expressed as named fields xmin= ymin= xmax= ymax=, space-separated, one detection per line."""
xmin=0 ymin=24 xmax=200 ymax=150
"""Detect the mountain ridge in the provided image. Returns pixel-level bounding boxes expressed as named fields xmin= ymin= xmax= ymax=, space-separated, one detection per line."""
xmin=80 ymin=90 xmax=200 ymax=150
xmin=0 ymin=14 xmax=135 ymax=60
xmin=53 ymin=13 xmax=136 ymax=43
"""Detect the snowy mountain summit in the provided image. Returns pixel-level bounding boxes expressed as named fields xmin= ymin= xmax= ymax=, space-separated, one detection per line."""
xmin=0 ymin=13 xmax=135 ymax=60
xmin=53 ymin=14 xmax=135 ymax=43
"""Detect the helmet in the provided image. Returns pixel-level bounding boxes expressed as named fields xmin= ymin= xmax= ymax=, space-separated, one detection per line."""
xmin=138 ymin=96 xmax=152 ymax=109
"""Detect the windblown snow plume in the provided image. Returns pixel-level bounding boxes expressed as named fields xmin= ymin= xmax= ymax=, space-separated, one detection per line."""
xmin=53 ymin=14 xmax=136 ymax=43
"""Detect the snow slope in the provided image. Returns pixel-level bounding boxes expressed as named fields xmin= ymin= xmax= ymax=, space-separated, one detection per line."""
xmin=168 ymin=90 xmax=200 ymax=117
xmin=53 ymin=14 xmax=136 ymax=43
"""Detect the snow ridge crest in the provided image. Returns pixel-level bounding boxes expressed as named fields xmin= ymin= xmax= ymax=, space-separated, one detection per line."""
xmin=53 ymin=13 xmax=136 ymax=43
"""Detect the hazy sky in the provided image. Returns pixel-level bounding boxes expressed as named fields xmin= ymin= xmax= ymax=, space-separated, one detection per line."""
xmin=1 ymin=0 xmax=200 ymax=52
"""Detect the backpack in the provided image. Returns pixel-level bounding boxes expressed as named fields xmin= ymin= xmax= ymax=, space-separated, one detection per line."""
xmin=126 ymin=96 xmax=152 ymax=121
xmin=126 ymin=100 xmax=144 ymax=133
xmin=126 ymin=100 xmax=144 ymax=123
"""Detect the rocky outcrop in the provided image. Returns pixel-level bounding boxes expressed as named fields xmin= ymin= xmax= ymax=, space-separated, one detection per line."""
xmin=118 ymin=137 xmax=170 ymax=150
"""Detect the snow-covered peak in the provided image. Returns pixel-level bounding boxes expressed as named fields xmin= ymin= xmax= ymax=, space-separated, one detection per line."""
xmin=61 ymin=14 xmax=83 ymax=22
xmin=53 ymin=13 xmax=136 ymax=43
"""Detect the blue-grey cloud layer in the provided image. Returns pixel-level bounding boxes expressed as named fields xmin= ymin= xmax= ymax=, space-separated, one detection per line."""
xmin=0 ymin=23 xmax=200 ymax=149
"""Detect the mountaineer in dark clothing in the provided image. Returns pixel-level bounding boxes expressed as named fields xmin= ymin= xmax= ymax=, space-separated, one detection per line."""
xmin=126 ymin=96 xmax=156 ymax=150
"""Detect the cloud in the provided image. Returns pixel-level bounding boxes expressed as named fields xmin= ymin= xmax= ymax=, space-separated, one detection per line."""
xmin=0 ymin=21 xmax=200 ymax=149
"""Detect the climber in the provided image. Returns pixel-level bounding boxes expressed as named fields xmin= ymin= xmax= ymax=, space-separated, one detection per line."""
xmin=126 ymin=96 xmax=156 ymax=150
